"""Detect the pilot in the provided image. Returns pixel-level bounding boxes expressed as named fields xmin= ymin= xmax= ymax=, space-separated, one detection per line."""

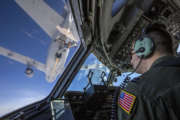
xmin=117 ymin=23 xmax=180 ymax=120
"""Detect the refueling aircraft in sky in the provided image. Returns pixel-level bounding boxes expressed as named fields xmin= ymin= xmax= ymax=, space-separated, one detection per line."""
xmin=0 ymin=0 xmax=78 ymax=82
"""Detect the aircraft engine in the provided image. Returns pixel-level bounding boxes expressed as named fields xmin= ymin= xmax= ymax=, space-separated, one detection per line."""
xmin=25 ymin=67 xmax=34 ymax=78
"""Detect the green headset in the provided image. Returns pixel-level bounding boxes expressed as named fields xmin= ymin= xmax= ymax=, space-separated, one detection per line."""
xmin=133 ymin=23 xmax=171 ymax=58
xmin=133 ymin=23 xmax=161 ymax=58
xmin=134 ymin=35 xmax=155 ymax=58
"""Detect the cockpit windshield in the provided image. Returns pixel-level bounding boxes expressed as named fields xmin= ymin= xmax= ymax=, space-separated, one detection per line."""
xmin=0 ymin=0 xmax=80 ymax=116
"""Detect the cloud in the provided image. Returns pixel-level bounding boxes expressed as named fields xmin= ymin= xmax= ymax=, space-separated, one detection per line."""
xmin=0 ymin=89 xmax=46 ymax=117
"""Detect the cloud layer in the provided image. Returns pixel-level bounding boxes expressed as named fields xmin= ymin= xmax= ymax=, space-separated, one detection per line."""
xmin=0 ymin=89 xmax=46 ymax=117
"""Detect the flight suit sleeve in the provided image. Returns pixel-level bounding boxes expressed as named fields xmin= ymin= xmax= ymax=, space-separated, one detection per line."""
xmin=118 ymin=93 xmax=178 ymax=120
xmin=132 ymin=96 xmax=169 ymax=120
xmin=118 ymin=96 xmax=178 ymax=120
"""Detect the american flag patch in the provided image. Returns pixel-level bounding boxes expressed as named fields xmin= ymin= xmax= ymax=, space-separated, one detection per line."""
xmin=118 ymin=90 xmax=136 ymax=114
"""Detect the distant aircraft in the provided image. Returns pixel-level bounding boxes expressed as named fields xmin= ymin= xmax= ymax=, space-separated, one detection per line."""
xmin=0 ymin=0 xmax=78 ymax=82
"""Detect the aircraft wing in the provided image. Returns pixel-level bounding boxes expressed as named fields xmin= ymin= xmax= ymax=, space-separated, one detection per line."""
xmin=46 ymin=48 xmax=70 ymax=82
xmin=15 ymin=0 xmax=64 ymax=38
xmin=54 ymin=48 xmax=70 ymax=78
xmin=0 ymin=46 xmax=46 ymax=73
xmin=15 ymin=0 xmax=77 ymax=43
xmin=56 ymin=25 xmax=77 ymax=42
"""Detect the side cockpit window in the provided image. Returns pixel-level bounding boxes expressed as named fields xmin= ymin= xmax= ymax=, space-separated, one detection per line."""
xmin=67 ymin=53 xmax=110 ymax=92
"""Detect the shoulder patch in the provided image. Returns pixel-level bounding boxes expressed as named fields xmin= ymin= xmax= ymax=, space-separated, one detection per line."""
xmin=118 ymin=90 xmax=136 ymax=114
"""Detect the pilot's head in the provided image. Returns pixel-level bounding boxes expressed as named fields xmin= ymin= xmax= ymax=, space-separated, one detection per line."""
xmin=131 ymin=24 xmax=173 ymax=74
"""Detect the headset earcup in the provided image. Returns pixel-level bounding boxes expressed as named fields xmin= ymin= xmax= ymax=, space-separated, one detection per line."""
xmin=134 ymin=37 xmax=154 ymax=58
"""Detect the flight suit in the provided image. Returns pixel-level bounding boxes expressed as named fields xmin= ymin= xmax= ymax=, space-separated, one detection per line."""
xmin=117 ymin=56 xmax=180 ymax=120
